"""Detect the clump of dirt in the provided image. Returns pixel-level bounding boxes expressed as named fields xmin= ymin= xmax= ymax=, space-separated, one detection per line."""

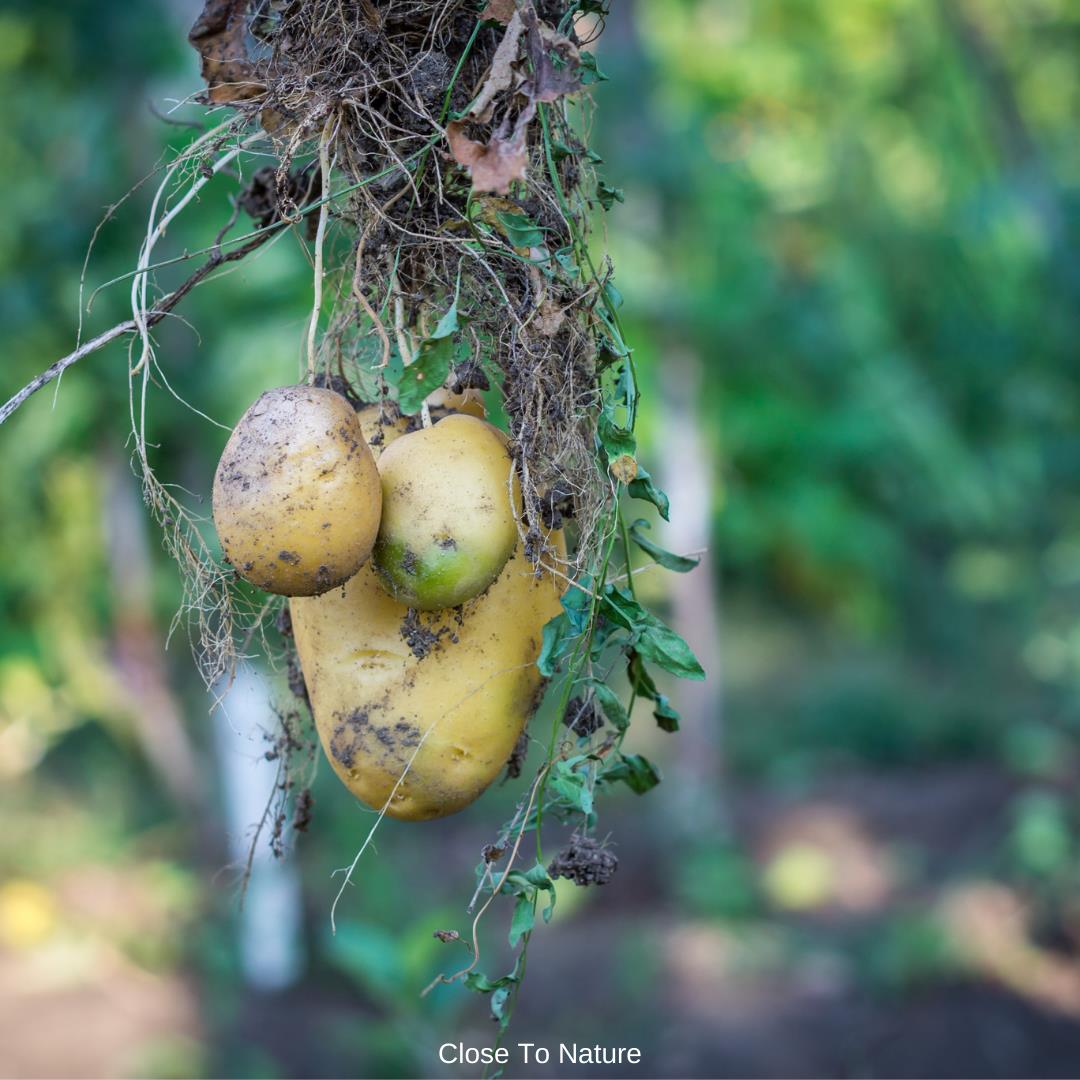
xmin=276 ymin=605 xmax=310 ymax=709
xmin=399 ymin=608 xmax=452 ymax=659
xmin=563 ymin=696 xmax=603 ymax=737
xmin=239 ymin=163 xmax=320 ymax=230
xmin=504 ymin=732 xmax=530 ymax=779
xmin=292 ymin=787 xmax=314 ymax=832
xmin=548 ymin=833 xmax=617 ymax=887
xmin=450 ymin=360 xmax=490 ymax=394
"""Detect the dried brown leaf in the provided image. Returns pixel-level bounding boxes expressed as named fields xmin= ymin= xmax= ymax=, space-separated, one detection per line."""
xmin=447 ymin=104 xmax=535 ymax=194
xmin=469 ymin=8 xmax=527 ymax=123
xmin=523 ymin=8 xmax=582 ymax=102
xmin=480 ymin=0 xmax=518 ymax=24
xmin=188 ymin=0 xmax=265 ymax=104
xmin=534 ymin=298 xmax=566 ymax=336
xmin=609 ymin=455 xmax=639 ymax=484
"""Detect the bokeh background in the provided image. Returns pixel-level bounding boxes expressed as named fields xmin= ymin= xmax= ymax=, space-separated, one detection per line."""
xmin=2 ymin=0 xmax=1080 ymax=1076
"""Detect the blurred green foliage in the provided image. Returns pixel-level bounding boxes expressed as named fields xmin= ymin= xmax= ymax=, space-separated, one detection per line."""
xmin=599 ymin=0 xmax=1080 ymax=773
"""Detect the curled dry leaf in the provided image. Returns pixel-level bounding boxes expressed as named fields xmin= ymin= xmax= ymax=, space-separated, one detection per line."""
xmin=469 ymin=9 xmax=527 ymax=123
xmin=523 ymin=8 xmax=582 ymax=102
xmin=480 ymin=0 xmax=518 ymax=24
xmin=446 ymin=2 xmax=583 ymax=195
xmin=447 ymin=102 xmax=535 ymax=195
xmin=188 ymin=0 xmax=266 ymax=104
xmin=609 ymin=454 xmax=639 ymax=484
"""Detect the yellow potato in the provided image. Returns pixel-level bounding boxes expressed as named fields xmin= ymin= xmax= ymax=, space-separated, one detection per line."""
xmin=372 ymin=414 xmax=520 ymax=610
xmin=356 ymin=402 xmax=406 ymax=457
xmin=290 ymin=535 xmax=565 ymax=821
xmin=213 ymin=385 xmax=381 ymax=596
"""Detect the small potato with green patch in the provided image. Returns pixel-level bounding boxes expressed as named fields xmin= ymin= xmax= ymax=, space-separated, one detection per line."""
xmin=212 ymin=385 xmax=381 ymax=596
xmin=372 ymin=413 xmax=520 ymax=610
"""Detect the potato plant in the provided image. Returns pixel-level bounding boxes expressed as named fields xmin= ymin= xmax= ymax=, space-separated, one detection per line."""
xmin=0 ymin=0 xmax=705 ymax=1044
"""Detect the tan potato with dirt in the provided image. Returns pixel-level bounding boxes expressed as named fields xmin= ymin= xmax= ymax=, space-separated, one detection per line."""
xmin=213 ymin=385 xmax=381 ymax=596
xmin=290 ymin=533 xmax=565 ymax=821
xmin=372 ymin=413 xmax=520 ymax=610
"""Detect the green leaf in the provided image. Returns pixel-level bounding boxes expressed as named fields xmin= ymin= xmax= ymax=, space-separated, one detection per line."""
xmin=589 ymin=681 xmax=629 ymax=732
xmin=603 ymin=278 xmax=624 ymax=310
xmin=628 ymin=465 xmax=670 ymax=521
xmin=597 ymin=180 xmax=625 ymax=210
xmin=562 ymin=576 xmax=593 ymax=633
xmin=625 ymin=652 xmax=680 ymax=730
xmin=465 ymin=970 xmax=517 ymax=993
xmin=521 ymin=862 xmax=554 ymax=891
xmin=604 ymin=752 xmax=662 ymax=794
xmin=550 ymin=760 xmax=594 ymax=816
xmin=579 ymin=51 xmax=609 ymax=84
xmin=627 ymin=650 xmax=659 ymax=699
xmin=603 ymin=587 xmax=705 ymax=680
xmin=509 ymin=895 xmax=535 ymax=947
xmin=598 ymin=412 xmax=636 ymax=460
xmin=496 ymin=210 xmax=545 ymax=249
xmin=630 ymin=519 xmax=700 ymax=572
xmin=538 ymin=612 xmax=571 ymax=676
xmin=554 ymin=245 xmax=580 ymax=279
xmin=550 ymin=139 xmax=576 ymax=162
xmin=394 ymin=297 xmax=459 ymax=414
xmin=491 ymin=986 xmax=511 ymax=1028
xmin=652 ymin=694 xmax=680 ymax=733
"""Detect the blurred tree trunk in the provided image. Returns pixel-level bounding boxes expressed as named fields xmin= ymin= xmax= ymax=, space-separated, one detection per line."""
xmin=659 ymin=350 xmax=725 ymax=832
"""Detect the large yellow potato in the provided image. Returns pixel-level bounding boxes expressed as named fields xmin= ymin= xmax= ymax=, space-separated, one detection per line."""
xmin=290 ymin=535 xmax=565 ymax=820
xmin=213 ymin=385 xmax=381 ymax=596
xmin=372 ymin=414 xmax=520 ymax=610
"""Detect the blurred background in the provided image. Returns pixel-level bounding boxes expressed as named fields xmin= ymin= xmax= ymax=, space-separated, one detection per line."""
xmin=1 ymin=0 xmax=1079 ymax=1076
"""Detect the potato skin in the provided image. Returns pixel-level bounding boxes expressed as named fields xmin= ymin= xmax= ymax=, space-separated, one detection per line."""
xmin=290 ymin=534 xmax=565 ymax=821
xmin=356 ymin=403 xmax=406 ymax=457
xmin=213 ymin=386 xmax=381 ymax=596
xmin=372 ymin=414 xmax=520 ymax=610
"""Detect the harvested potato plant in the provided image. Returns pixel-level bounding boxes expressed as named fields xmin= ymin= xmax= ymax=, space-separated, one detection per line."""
xmin=3 ymin=0 xmax=706 ymax=1039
